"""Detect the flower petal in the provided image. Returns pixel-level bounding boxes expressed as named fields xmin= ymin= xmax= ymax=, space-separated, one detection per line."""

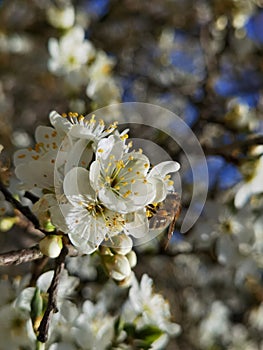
xmin=63 ymin=167 xmax=95 ymax=204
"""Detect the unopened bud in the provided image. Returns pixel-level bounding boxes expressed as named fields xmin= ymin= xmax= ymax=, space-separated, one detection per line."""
xmin=0 ymin=216 xmax=17 ymax=232
xmin=104 ymin=254 xmax=131 ymax=281
xmin=39 ymin=235 xmax=63 ymax=258
xmin=111 ymin=234 xmax=133 ymax=255
xmin=126 ymin=250 xmax=137 ymax=268
xmin=43 ymin=219 xmax=56 ymax=232
xmin=30 ymin=287 xmax=44 ymax=333
xmin=115 ymin=273 xmax=134 ymax=288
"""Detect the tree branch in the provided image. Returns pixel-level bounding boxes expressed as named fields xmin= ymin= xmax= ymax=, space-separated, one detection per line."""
xmin=0 ymin=246 xmax=43 ymax=266
xmin=0 ymin=180 xmax=40 ymax=229
xmin=37 ymin=245 xmax=68 ymax=343
xmin=203 ymin=135 xmax=263 ymax=161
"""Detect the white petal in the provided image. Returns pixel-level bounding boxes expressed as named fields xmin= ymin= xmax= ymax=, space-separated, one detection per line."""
xmin=37 ymin=271 xmax=54 ymax=292
xmin=49 ymin=110 xmax=71 ymax=135
xmin=64 ymin=139 xmax=93 ymax=174
xmin=125 ymin=210 xmax=149 ymax=238
xmin=48 ymin=38 xmax=59 ymax=57
xmin=147 ymin=176 xmax=166 ymax=203
xmin=89 ymin=160 xmax=100 ymax=191
xmin=149 ymin=161 xmax=180 ymax=178
xmin=98 ymin=188 xmax=128 ymax=213
xmin=15 ymin=160 xmax=54 ymax=190
xmin=234 ymin=185 xmax=250 ymax=208
xmin=63 ymin=167 xmax=95 ymax=203
xmin=15 ymin=287 xmax=35 ymax=312
xmin=14 ymin=148 xmax=41 ymax=166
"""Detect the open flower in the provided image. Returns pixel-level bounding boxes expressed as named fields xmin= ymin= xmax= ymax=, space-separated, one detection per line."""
xmin=122 ymin=274 xmax=181 ymax=337
xmin=14 ymin=111 xmax=117 ymax=193
xmin=53 ymin=167 xmax=149 ymax=253
xmin=91 ymin=134 xmax=180 ymax=213
xmin=48 ymin=26 xmax=95 ymax=76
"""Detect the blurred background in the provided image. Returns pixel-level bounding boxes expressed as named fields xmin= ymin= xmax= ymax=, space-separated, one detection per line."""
xmin=1 ymin=0 xmax=263 ymax=349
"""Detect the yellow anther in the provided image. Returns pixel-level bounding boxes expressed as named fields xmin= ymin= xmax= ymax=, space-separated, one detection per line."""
xmin=165 ymin=174 xmax=171 ymax=180
xmin=168 ymin=180 xmax=174 ymax=186
xmin=18 ymin=154 xmax=26 ymax=159
xmin=116 ymin=160 xmax=125 ymax=169
xmin=78 ymin=115 xmax=84 ymax=122
xmin=144 ymin=163 xmax=149 ymax=168
xmin=131 ymin=179 xmax=135 ymax=184
xmin=62 ymin=113 xmax=67 ymax=118
xmin=122 ymin=182 xmax=128 ymax=186
xmin=90 ymin=114 xmax=96 ymax=123
xmin=128 ymin=141 xmax=133 ymax=148
xmin=120 ymin=134 xmax=129 ymax=140
xmin=114 ymin=185 xmax=120 ymax=190
xmin=136 ymin=171 xmax=140 ymax=175
xmin=129 ymin=155 xmax=134 ymax=161
xmin=110 ymin=155 xmax=115 ymax=160
xmin=99 ymin=119 xmax=105 ymax=126
xmin=105 ymin=176 xmax=111 ymax=183
xmin=143 ymin=179 xmax=148 ymax=184
xmin=138 ymin=148 xmax=143 ymax=154
xmin=128 ymin=167 xmax=133 ymax=172
xmin=123 ymin=190 xmax=132 ymax=198
xmin=102 ymin=64 xmax=112 ymax=74
xmin=98 ymin=148 xmax=104 ymax=153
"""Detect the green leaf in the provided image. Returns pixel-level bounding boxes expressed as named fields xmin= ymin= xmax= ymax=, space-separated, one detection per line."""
xmin=135 ymin=325 xmax=164 ymax=347
xmin=30 ymin=287 xmax=44 ymax=333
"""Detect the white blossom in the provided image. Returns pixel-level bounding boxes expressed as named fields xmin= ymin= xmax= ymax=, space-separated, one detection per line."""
xmin=48 ymin=26 xmax=95 ymax=78
xmin=47 ymin=4 xmax=75 ymax=30
xmin=122 ymin=274 xmax=181 ymax=337
xmin=235 ymin=155 xmax=263 ymax=208
xmin=73 ymin=300 xmax=115 ymax=350
xmin=199 ymin=300 xmax=231 ymax=348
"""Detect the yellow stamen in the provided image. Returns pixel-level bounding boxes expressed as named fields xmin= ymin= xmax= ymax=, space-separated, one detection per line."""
xmin=123 ymin=190 xmax=132 ymax=198
xmin=120 ymin=134 xmax=129 ymax=140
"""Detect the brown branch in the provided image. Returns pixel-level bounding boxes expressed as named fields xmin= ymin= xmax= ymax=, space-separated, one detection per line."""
xmin=0 ymin=246 xmax=43 ymax=266
xmin=37 ymin=245 xmax=68 ymax=343
xmin=0 ymin=180 xmax=40 ymax=228
xmin=203 ymin=135 xmax=263 ymax=162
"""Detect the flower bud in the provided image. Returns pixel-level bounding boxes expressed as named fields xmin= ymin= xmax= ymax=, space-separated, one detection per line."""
xmin=111 ymin=234 xmax=133 ymax=255
xmin=30 ymin=287 xmax=43 ymax=333
xmin=126 ymin=250 xmax=137 ymax=268
xmin=103 ymin=254 xmax=131 ymax=281
xmin=47 ymin=5 xmax=75 ymax=29
xmin=0 ymin=216 xmax=17 ymax=232
xmin=39 ymin=235 xmax=63 ymax=258
xmin=115 ymin=273 xmax=134 ymax=288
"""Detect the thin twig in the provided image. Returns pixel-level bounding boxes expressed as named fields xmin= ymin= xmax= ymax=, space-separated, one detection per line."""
xmin=24 ymin=191 xmax=40 ymax=204
xmin=204 ymin=135 xmax=263 ymax=155
xmin=37 ymin=245 xmax=68 ymax=343
xmin=0 ymin=246 xmax=43 ymax=266
xmin=0 ymin=180 xmax=40 ymax=228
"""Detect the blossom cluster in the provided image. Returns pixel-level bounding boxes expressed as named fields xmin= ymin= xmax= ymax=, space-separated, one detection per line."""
xmin=46 ymin=3 xmax=121 ymax=110
xmin=0 ymin=269 xmax=180 ymax=350
xmin=14 ymin=111 xmax=180 ymax=259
